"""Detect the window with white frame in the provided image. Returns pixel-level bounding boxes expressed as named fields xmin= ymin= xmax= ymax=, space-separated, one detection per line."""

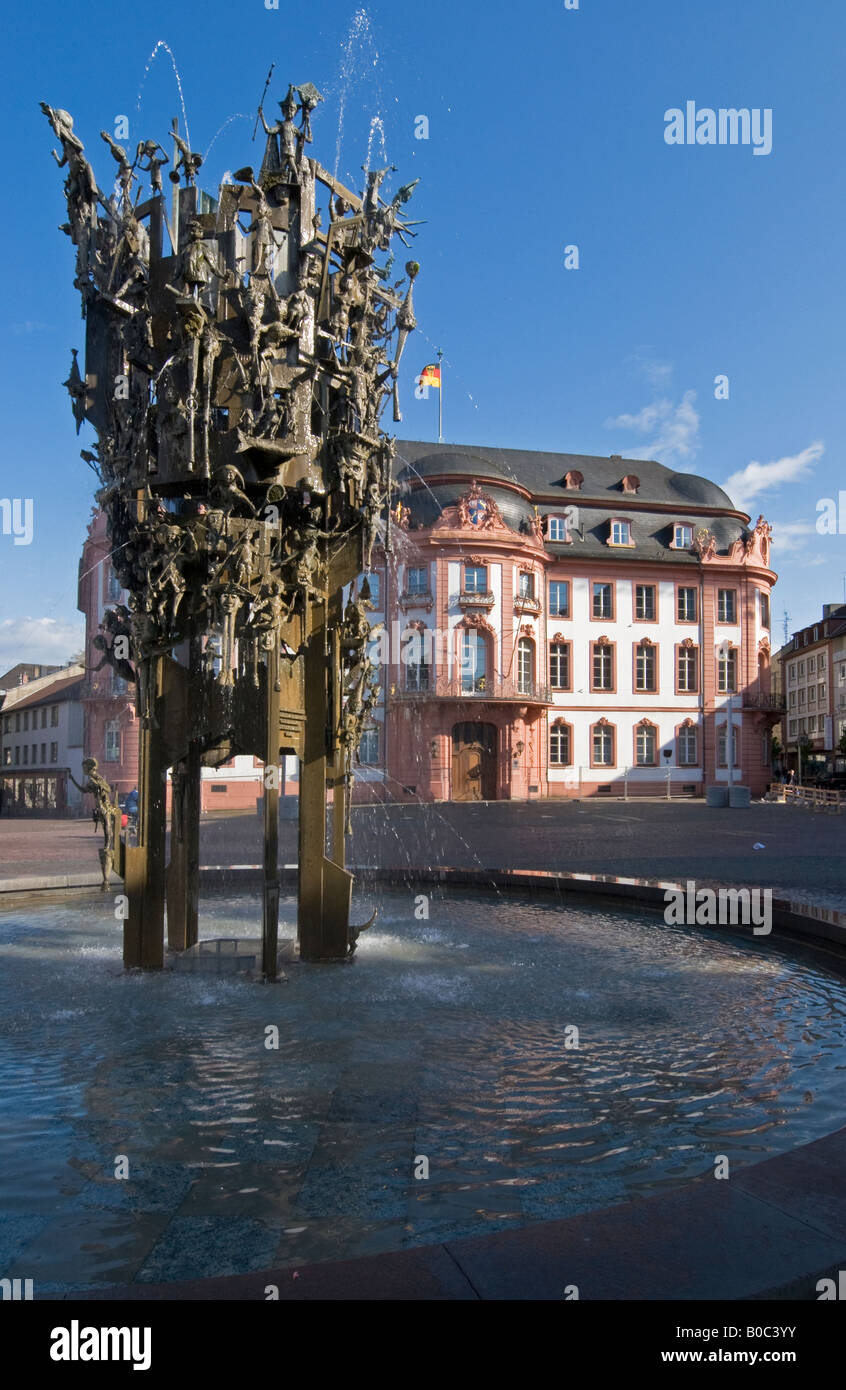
xmin=592 ymin=723 xmax=614 ymax=765
xmin=105 ymin=720 xmax=120 ymax=761
xmin=717 ymin=589 xmax=737 ymax=623
xmin=674 ymin=523 xmax=693 ymax=549
xmin=717 ymin=726 xmax=739 ymax=767
xmin=592 ymin=582 xmax=613 ymax=619
xmin=717 ymin=648 xmax=737 ymax=693
xmin=677 ymin=586 xmax=697 ymax=622
xmin=517 ymin=638 xmax=534 ymax=694
xmin=549 ymin=722 xmax=571 ymax=766
xmin=636 ymin=724 xmax=657 ymax=765
xmin=610 ymin=519 xmax=631 ymax=546
xmin=549 ymin=642 xmax=570 ymax=690
xmin=635 ymin=643 xmax=657 ymax=692
xmin=359 ymin=726 xmax=379 ymax=764
xmin=678 ymin=724 xmax=698 ymax=765
xmin=547 ymin=516 xmax=569 ymax=542
xmin=406 ymin=566 xmax=428 ymax=594
xmin=592 ymin=642 xmax=614 ymax=690
xmin=549 ymin=580 xmax=569 ymax=617
xmin=677 ymin=644 xmax=698 ymax=693
xmin=464 ymin=565 xmax=487 ymax=593
xmin=635 ymin=584 xmax=656 ymax=621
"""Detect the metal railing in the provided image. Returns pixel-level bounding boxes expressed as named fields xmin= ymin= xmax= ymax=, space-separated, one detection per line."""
xmin=391 ymin=672 xmax=553 ymax=703
xmin=769 ymin=782 xmax=843 ymax=812
xmin=452 ymin=590 xmax=496 ymax=608
xmin=742 ymin=690 xmax=786 ymax=712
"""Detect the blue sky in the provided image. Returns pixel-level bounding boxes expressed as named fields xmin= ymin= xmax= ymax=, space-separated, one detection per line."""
xmin=2 ymin=0 xmax=845 ymax=667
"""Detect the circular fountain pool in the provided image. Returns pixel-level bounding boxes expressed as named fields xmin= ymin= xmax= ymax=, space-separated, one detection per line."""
xmin=1 ymin=886 xmax=845 ymax=1292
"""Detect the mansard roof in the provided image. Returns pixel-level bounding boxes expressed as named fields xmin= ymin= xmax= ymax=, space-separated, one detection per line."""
xmin=394 ymin=440 xmax=739 ymax=514
xmin=393 ymin=439 xmax=751 ymax=562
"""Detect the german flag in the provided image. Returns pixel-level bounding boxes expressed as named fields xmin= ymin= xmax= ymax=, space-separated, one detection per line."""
xmin=419 ymin=363 xmax=441 ymax=389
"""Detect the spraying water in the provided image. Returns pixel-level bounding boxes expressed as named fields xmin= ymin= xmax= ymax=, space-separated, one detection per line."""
xmin=136 ymin=39 xmax=192 ymax=151
xmin=364 ymin=115 xmax=388 ymax=173
xmin=334 ymin=8 xmax=380 ymax=181
xmin=203 ymin=113 xmax=251 ymax=164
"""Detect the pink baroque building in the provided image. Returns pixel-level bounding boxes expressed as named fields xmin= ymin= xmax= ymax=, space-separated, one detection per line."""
xmin=351 ymin=441 xmax=782 ymax=802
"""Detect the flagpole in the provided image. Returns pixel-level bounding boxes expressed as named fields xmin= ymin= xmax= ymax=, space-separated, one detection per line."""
xmin=437 ymin=347 xmax=444 ymax=442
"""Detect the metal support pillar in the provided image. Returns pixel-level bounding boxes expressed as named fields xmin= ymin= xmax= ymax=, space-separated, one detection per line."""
xmin=262 ymin=645 xmax=280 ymax=980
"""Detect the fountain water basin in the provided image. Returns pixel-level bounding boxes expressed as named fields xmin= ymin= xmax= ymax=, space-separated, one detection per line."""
xmin=1 ymin=886 xmax=845 ymax=1292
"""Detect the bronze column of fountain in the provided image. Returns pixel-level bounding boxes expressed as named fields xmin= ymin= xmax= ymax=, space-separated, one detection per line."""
xmin=42 ymin=86 xmax=419 ymax=974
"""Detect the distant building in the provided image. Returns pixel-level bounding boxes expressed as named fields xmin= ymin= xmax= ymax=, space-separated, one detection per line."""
xmin=0 ymin=662 xmax=62 ymax=690
xmin=775 ymin=603 xmax=846 ymax=778
xmin=353 ymin=441 xmax=781 ymax=801
xmin=0 ymin=664 xmax=85 ymax=815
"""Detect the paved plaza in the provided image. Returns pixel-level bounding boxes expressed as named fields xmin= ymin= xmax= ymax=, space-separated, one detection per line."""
xmin=1 ymin=798 xmax=844 ymax=908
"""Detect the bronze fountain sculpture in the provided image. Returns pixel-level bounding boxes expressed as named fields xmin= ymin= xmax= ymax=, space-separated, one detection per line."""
xmin=42 ymin=85 xmax=419 ymax=975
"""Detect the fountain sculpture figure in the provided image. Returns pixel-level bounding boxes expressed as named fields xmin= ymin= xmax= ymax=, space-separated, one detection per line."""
xmin=42 ymin=86 xmax=420 ymax=975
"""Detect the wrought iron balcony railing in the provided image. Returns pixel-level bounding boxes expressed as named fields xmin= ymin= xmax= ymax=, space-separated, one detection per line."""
xmin=742 ymin=690 xmax=787 ymax=712
xmin=453 ymin=590 xmax=496 ymax=609
xmin=390 ymin=673 xmax=553 ymax=704
xmin=399 ymin=588 xmax=434 ymax=610
xmin=514 ymin=594 xmax=541 ymax=614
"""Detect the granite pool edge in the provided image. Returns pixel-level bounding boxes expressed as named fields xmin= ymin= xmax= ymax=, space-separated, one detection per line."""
xmin=51 ymin=1123 xmax=846 ymax=1301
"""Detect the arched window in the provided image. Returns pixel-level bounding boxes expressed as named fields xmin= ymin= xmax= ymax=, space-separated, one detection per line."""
xmin=591 ymin=721 xmax=615 ymax=767
xmin=635 ymin=722 xmax=657 ymax=765
xmin=517 ymin=637 xmax=534 ymax=694
xmin=549 ymin=721 xmax=572 ymax=766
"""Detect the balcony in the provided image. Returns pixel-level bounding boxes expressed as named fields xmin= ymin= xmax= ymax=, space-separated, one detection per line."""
xmin=398 ymin=589 xmax=434 ymax=612
xmin=391 ymin=673 xmax=553 ymax=705
xmin=454 ymin=590 xmax=495 ymax=610
xmin=514 ymin=594 xmax=541 ymax=615
xmin=742 ymin=690 xmax=786 ymax=713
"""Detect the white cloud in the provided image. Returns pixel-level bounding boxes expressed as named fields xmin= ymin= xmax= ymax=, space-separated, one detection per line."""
xmin=604 ymin=389 xmax=700 ymax=468
xmin=768 ymin=520 xmax=816 ymax=554
xmin=0 ymin=617 xmax=84 ymax=674
xmin=722 ymin=441 xmax=824 ymax=511
xmin=627 ymin=351 xmax=674 ymax=389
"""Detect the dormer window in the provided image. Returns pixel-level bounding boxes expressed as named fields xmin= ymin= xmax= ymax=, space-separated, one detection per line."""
xmin=546 ymin=515 xmax=571 ymax=542
xmin=673 ymin=523 xmax=693 ymax=549
xmin=563 ymin=470 xmax=583 ymax=490
xmin=621 ymin=474 xmax=640 ymax=494
xmin=609 ymin=518 xmax=633 ymax=547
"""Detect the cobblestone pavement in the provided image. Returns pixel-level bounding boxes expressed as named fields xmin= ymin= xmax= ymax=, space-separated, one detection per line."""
xmin=1 ymin=800 xmax=844 ymax=907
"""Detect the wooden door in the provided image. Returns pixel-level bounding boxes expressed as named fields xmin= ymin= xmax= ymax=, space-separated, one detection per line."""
xmin=452 ymin=722 xmax=497 ymax=801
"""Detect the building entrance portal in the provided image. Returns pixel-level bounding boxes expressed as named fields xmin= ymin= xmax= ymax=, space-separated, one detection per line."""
xmin=452 ymin=721 xmax=497 ymax=801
